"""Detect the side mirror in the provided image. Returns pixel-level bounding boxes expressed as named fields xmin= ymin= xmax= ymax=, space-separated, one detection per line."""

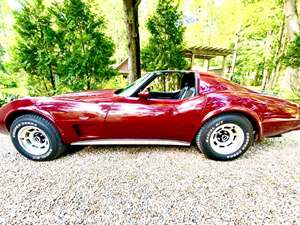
xmin=138 ymin=91 xmax=150 ymax=100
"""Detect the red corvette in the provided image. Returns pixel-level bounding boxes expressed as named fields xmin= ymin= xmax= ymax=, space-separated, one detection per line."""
xmin=0 ymin=70 xmax=300 ymax=161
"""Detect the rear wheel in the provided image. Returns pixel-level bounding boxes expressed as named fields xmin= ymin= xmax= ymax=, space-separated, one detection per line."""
xmin=10 ymin=114 xmax=66 ymax=161
xmin=195 ymin=114 xmax=254 ymax=161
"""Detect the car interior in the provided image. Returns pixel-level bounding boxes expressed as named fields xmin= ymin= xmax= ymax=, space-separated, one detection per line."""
xmin=134 ymin=72 xmax=196 ymax=100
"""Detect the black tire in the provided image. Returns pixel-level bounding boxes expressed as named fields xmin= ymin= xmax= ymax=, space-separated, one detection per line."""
xmin=10 ymin=114 xmax=66 ymax=161
xmin=195 ymin=113 xmax=254 ymax=161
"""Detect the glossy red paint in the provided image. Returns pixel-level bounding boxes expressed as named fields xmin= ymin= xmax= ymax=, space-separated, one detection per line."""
xmin=0 ymin=71 xmax=300 ymax=144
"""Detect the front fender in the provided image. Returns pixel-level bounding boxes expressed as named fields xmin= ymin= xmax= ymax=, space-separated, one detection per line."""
xmin=0 ymin=98 xmax=58 ymax=134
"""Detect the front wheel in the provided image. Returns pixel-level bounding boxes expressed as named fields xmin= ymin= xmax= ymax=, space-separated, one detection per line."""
xmin=10 ymin=114 xmax=66 ymax=161
xmin=195 ymin=114 xmax=254 ymax=161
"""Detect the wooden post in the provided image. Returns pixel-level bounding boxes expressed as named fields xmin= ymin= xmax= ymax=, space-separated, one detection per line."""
xmin=230 ymin=32 xmax=239 ymax=76
xmin=261 ymin=30 xmax=273 ymax=91
xmin=222 ymin=56 xmax=227 ymax=75
xmin=190 ymin=54 xmax=195 ymax=69
xmin=281 ymin=0 xmax=300 ymax=92
xmin=204 ymin=59 xmax=210 ymax=72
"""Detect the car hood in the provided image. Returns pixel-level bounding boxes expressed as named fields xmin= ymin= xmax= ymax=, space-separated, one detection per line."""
xmin=53 ymin=89 xmax=117 ymax=102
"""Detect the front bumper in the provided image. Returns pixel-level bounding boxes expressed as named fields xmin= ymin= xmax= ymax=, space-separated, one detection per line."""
xmin=0 ymin=105 xmax=9 ymax=134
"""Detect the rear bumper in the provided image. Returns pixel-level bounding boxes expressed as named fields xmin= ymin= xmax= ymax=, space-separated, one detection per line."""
xmin=296 ymin=105 xmax=300 ymax=129
xmin=262 ymin=118 xmax=300 ymax=137
xmin=295 ymin=121 xmax=300 ymax=130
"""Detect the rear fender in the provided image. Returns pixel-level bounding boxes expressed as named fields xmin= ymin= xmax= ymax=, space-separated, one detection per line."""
xmin=198 ymin=106 xmax=263 ymax=141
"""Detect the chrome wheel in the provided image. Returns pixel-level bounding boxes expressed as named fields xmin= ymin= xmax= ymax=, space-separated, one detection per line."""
xmin=210 ymin=123 xmax=245 ymax=155
xmin=17 ymin=126 xmax=50 ymax=156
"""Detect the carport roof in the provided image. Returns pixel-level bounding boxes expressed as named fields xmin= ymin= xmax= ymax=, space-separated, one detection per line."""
xmin=184 ymin=46 xmax=232 ymax=59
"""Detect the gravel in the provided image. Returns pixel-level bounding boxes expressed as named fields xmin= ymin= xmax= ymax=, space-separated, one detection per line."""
xmin=0 ymin=132 xmax=300 ymax=225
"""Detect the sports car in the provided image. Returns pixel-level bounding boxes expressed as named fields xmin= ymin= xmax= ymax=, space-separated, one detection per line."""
xmin=0 ymin=70 xmax=300 ymax=161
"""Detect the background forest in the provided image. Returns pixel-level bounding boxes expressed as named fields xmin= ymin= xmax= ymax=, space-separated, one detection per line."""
xmin=0 ymin=0 xmax=300 ymax=106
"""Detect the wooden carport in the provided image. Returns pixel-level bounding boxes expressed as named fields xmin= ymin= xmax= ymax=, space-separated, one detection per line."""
xmin=184 ymin=46 xmax=232 ymax=74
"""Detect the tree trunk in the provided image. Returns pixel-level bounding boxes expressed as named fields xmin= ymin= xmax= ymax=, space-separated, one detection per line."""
xmin=123 ymin=0 xmax=141 ymax=83
xmin=253 ymin=70 xmax=260 ymax=86
xmin=261 ymin=30 xmax=273 ymax=91
xmin=267 ymin=18 xmax=286 ymax=89
xmin=229 ymin=32 xmax=239 ymax=79
xmin=49 ymin=65 xmax=56 ymax=91
xmin=284 ymin=0 xmax=299 ymax=39
xmin=272 ymin=63 xmax=282 ymax=88
xmin=261 ymin=66 xmax=268 ymax=91
xmin=281 ymin=0 xmax=300 ymax=92
xmin=87 ymin=77 xmax=91 ymax=90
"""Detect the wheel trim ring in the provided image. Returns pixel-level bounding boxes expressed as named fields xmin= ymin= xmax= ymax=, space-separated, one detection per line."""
xmin=17 ymin=126 xmax=50 ymax=156
xmin=209 ymin=123 xmax=245 ymax=155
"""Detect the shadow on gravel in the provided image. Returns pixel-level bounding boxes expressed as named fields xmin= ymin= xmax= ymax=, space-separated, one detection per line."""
xmin=65 ymin=133 xmax=300 ymax=162
xmin=63 ymin=137 xmax=285 ymax=159
xmin=63 ymin=145 xmax=87 ymax=156
xmin=65 ymin=144 xmax=196 ymax=156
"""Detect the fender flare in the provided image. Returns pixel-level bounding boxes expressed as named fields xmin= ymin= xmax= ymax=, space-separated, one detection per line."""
xmin=198 ymin=106 xmax=263 ymax=141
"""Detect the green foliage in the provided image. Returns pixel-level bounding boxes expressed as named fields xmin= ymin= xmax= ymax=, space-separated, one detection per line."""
xmin=0 ymin=74 xmax=17 ymax=88
xmin=232 ymin=0 xmax=284 ymax=86
xmin=0 ymin=93 xmax=20 ymax=107
xmin=101 ymin=75 xmax=127 ymax=89
xmin=14 ymin=0 xmax=116 ymax=96
xmin=284 ymin=35 xmax=300 ymax=68
xmin=0 ymin=45 xmax=5 ymax=72
xmin=51 ymin=0 xmax=116 ymax=91
xmin=0 ymin=70 xmax=28 ymax=98
xmin=0 ymin=0 xmax=298 ymax=97
xmin=284 ymin=35 xmax=300 ymax=97
xmin=141 ymin=0 xmax=188 ymax=71
xmin=14 ymin=0 xmax=59 ymax=96
xmin=93 ymin=0 xmax=128 ymax=63
xmin=0 ymin=45 xmax=19 ymax=89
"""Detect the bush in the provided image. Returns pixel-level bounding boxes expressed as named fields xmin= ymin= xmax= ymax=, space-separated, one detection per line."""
xmin=290 ymin=70 xmax=300 ymax=98
xmin=284 ymin=35 xmax=300 ymax=97
xmin=0 ymin=75 xmax=18 ymax=88
xmin=230 ymin=72 xmax=242 ymax=84
xmin=0 ymin=94 xmax=20 ymax=107
xmin=284 ymin=35 xmax=300 ymax=69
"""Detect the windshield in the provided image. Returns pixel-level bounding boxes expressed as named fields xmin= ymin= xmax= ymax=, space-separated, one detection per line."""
xmin=117 ymin=73 xmax=152 ymax=97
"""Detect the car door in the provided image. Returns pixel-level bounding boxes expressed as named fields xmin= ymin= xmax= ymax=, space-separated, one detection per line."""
xmin=105 ymin=72 xmax=206 ymax=142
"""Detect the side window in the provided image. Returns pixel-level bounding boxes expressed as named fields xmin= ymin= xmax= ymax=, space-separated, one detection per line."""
xmin=148 ymin=73 xmax=183 ymax=92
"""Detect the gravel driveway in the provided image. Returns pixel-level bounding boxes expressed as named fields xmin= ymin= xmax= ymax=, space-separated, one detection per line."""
xmin=0 ymin=132 xmax=300 ymax=225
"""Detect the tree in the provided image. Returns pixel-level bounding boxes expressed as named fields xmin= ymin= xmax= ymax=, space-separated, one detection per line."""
xmin=0 ymin=44 xmax=4 ymax=72
xmin=51 ymin=0 xmax=116 ymax=91
xmin=285 ymin=35 xmax=300 ymax=68
xmin=284 ymin=34 xmax=300 ymax=96
xmin=14 ymin=0 xmax=116 ymax=95
xmin=227 ymin=0 xmax=285 ymax=87
xmin=281 ymin=0 xmax=300 ymax=92
xmin=14 ymin=0 xmax=58 ymax=96
xmin=123 ymin=0 xmax=141 ymax=83
xmin=284 ymin=0 xmax=299 ymax=38
xmin=141 ymin=0 xmax=187 ymax=71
